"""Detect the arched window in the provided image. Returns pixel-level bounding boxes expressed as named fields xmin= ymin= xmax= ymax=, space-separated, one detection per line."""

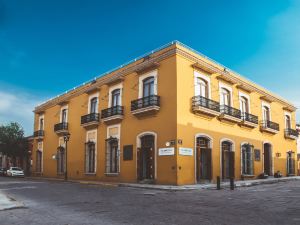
xmin=285 ymin=115 xmax=291 ymax=129
xmin=90 ymin=97 xmax=98 ymax=114
xmin=241 ymin=144 xmax=254 ymax=175
xmin=240 ymin=97 xmax=249 ymax=115
xmin=85 ymin=142 xmax=96 ymax=173
xmin=105 ymin=137 xmax=119 ymax=173
xmin=196 ymin=78 xmax=208 ymax=98
xmin=39 ymin=118 xmax=44 ymax=130
xmin=57 ymin=147 xmax=65 ymax=174
xmin=143 ymin=76 xmax=155 ymax=97
xmin=220 ymin=88 xmax=231 ymax=106
xmin=262 ymin=106 xmax=270 ymax=121
xmin=111 ymin=89 xmax=121 ymax=107
xmin=61 ymin=109 xmax=67 ymax=123
xmin=36 ymin=150 xmax=42 ymax=173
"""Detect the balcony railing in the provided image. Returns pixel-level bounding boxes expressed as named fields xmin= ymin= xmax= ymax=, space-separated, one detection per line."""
xmin=34 ymin=130 xmax=44 ymax=137
xmin=220 ymin=105 xmax=241 ymax=119
xmin=131 ymin=95 xmax=160 ymax=111
xmin=285 ymin=128 xmax=299 ymax=138
xmin=81 ymin=113 xmax=100 ymax=125
xmin=101 ymin=106 xmax=124 ymax=119
xmin=54 ymin=122 xmax=68 ymax=132
xmin=261 ymin=120 xmax=279 ymax=131
xmin=242 ymin=112 xmax=258 ymax=124
xmin=192 ymin=96 xmax=220 ymax=112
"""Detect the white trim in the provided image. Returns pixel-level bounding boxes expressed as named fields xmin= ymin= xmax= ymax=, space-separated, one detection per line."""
xmin=87 ymin=92 xmax=99 ymax=114
xmin=106 ymin=124 xmax=121 ymax=174
xmin=262 ymin=141 xmax=274 ymax=175
xmin=239 ymin=91 xmax=251 ymax=114
xmin=284 ymin=111 xmax=292 ymax=129
xmin=60 ymin=105 xmax=69 ymax=123
xmin=136 ymin=131 xmax=157 ymax=180
xmin=138 ymin=69 xmax=158 ymax=98
xmin=219 ymin=138 xmax=235 ymax=179
xmin=38 ymin=115 xmax=44 ymax=130
xmin=108 ymin=83 xmax=123 ymax=107
xmin=219 ymin=82 xmax=233 ymax=106
xmin=194 ymin=133 xmax=213 ymax=183
xmin=86 ymin=129 xmax=97 ymax=174
xmin=261 ymin=101 xmax=271 ymax=121
xmin=194 ymin=70 xmax=211 ymax=98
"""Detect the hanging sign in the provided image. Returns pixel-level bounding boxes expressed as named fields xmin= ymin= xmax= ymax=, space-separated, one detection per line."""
xmin=158 ymin=147 xmax=175 ymax=156
xmin=179 ymin=147 xmax=193 ymax=156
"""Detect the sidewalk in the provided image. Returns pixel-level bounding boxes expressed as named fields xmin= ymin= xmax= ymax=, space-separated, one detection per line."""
xmin=0 ymin=192 xmax=24 ymax=211
xmin=27 ymin=176 xmax=300 ymax=191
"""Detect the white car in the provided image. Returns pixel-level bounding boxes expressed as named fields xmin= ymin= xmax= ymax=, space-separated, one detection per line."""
xmin=7 ymin=167 xmax=25 ymax=177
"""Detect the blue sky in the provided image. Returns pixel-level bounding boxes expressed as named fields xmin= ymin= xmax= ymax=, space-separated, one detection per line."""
xmin=0 ymin=0 xmax=300 ymax=135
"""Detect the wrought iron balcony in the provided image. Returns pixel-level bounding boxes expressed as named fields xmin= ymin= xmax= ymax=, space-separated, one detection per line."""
xmin=131 ymin=95 xmax=160 ymax=115
xmin=285 ymin=128 xmax=299 ymax=139
xmin=34 ymin=130 xmax=44 ymax=139
xmin=101 ymin=106 xmax=124 ymax=123
xmin=192 ymin=96 xmax=220 ymax=116
xmin=260 ymin=120 xmax=279 ymax=134
xmin=81 ymin=113 xmax=100 ymax=128
xmin=54 ymin=122 xmax=68 ymax=134
xmin=219 ymin=105 xmax=242 ymax=122
xmin=240 ymin=112 xmax=258 ymax=128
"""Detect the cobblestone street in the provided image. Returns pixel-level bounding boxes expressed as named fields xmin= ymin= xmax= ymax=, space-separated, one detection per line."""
xmin=0 ymin=177 xmax=300 ymax=225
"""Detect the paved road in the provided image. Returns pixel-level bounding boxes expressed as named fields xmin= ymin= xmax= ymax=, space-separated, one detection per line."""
xmin=0 ymin=177 xmax=300 ymax=225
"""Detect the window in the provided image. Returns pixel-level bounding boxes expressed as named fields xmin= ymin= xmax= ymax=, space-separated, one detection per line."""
xmin=85 ymin=142 xmax=96 ymax=173
xmin=57 ymin=147 xmax=65 ymax=174
xmin=220 ymin=88 xmax=231 ymax=106
xmin=262 ymin=106 xmax=270 ymax=121
xmin=105 ymin=137 xmax=119 ymax=173
xmin=240 ymin=97 xmax=249 ymax=115
xmin=90 ymin=97 xmax=98 ymax=114
xmin=287 ymin=151 xmax=295 ymax=175
xmin=36 ymin=150 xmax=42 ymax=173
xmin=143 ymin=76 xmax=155 ymax=97
xmin=62 ymin=109 xmax=67 ymax=123
xmin=285 ymin=115 xmax=291 ymax=129
xmin=196 ymin=78 xmax=208 ymax=98
xmin=241 ymin=144 xmax=254 ymax=175
xmin=111 ymin=89 xmax=121 ymax=107
xmin=39 ymin=118 xmax=44 ymax=130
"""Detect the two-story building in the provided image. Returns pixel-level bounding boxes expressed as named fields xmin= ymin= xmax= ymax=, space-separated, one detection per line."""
xmin=32 ymin=41 xmax=298 ymax=185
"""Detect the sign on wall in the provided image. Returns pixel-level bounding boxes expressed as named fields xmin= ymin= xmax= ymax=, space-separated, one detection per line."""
xmin=123 ymin=145 xmax=133 ymax=161
xmin=158 ymin=147 xmax=175 ymax=156
xmin=254 ymin=149 xmax=261 ymax=161
xmin=179 ymin=147 xmax=193 ymax=156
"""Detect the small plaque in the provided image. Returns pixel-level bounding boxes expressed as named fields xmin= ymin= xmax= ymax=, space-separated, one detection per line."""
xmin=159 ymin=147 xmax=175 ymax=156
xmin=254 ymin=149 xmax=260 ymax=161
xmin=123 ymin=145 xmax=133 ymax=161
xmin=179 ymin=147 xmax=193 ymax=156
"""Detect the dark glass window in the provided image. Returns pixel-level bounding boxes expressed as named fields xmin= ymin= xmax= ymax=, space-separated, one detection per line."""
xmin=90 ymin=97 xmax=98 ymax=113
xmin=143 ymin=77 xmax=155 ymax=97
xmin=111 ymin=89 xmax=121 ymax=107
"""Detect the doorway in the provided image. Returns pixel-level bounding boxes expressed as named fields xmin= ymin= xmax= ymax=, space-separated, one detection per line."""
xmin=196 ymin=137 xmax=212 ymax=182
xmin=221 ymin=141 xmax=234 ymax=180
xmin=263 ymin=143 xmax=272 ymax=176
xmin=137 ymin=135 xmax=155 ymax=182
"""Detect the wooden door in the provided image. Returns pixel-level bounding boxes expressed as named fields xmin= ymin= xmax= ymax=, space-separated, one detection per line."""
xmin=139 ymin=135 xmax=155 ymax=180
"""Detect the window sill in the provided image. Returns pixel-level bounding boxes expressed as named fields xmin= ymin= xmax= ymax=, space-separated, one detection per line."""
xmin=105 ymin=173 xmax=119 ymax=177
xmin=241 ymin=174 xmax=255 ymax=178
xmin=85 ymin=173 xmax=96 ymax=176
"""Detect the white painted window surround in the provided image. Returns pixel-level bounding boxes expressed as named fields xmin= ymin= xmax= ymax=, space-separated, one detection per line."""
xmin=106 ymin=124 xmax=121 ymax=174
xmin=138 ymin=70 xmax=158 ymax=98
xmin=60 ymin=105 xmax=68 ymax=123
xmin=86 ymin=129 xmax=97 ymax=173
xmin=219 ymin=82 xmax=233 ymax=106
xmin=38 ymin=115 xmax=44 ymax=130
xmin=108 ymin=83 xmax=123 ymax=107
xmin=194 ymin=70 xmax=211 ymax=98
xmin=239 ymin=92 xmax=251 ymax=114
xmin=261 ymin=101 xmax=271 ymax=121
xmin=88 ymin=92 xmax=99 ymax=114
xmin=284 ymin=111 xmax=292 ymax=129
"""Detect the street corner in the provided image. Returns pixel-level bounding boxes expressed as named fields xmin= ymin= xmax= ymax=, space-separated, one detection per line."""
xmin=0 ymin=191 xmax=25 ymax=211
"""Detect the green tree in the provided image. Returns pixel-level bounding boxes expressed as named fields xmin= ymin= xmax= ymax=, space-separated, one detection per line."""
xmin=0 ymin=122 xmax=27 ymax=164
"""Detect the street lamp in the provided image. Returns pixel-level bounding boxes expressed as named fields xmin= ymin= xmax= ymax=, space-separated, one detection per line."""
xmin=63 ymin=132 xmax=70 ymax=181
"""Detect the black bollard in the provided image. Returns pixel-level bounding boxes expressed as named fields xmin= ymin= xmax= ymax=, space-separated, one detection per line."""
xmin=230 ymin=177 xmax=234 ymax=190
xmin=217 ymin=176 xmax=221 ymax=190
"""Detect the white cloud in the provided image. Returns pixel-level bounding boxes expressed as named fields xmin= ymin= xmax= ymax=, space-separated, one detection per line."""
xmin=0 ymin=89 xmax=46 ymax=136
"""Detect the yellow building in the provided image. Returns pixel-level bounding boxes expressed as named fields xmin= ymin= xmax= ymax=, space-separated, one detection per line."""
xmin=32 ymin=41 xmax=298 ymax=185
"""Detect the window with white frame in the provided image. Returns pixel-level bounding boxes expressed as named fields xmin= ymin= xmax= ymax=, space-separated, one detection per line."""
xmin=194 ymin=71 xmax=211 ymax=98
xmin=111 ymin=89 xmax=121 ymax=107
xmin=85 ymin=130 xmax=97 ymax=174
xmin=39 ymin=116 xmax=44 ymax=130
xmin=220 ymin=88 xmax=231 ymax=106
xmin=285 ymin=115 xmax=291 ymax=129
xmin=262 ymin=105 xmax=270 ymax=122
xmin=138 ymin=70 xmax=158 ymax=98
xmin=105 ymin=125 xmax=120 ymax=174
xmin=241 ymin=144 xmax=254 ymax=175
xmin=61 ymin=108 xmax=68 ymax=123
xmin=240 ymin=96 xmax=249 ymax=115
xmin=90 ymin=97 xmax=98 ymax=114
